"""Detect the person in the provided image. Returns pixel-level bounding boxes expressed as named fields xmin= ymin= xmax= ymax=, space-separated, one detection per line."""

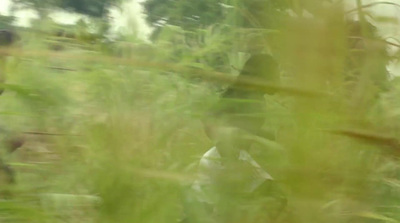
xmin=0 ymin=30 xmax=23 ymax=195
xmin=0 ymin=30 xmax=19 ymax=47
xmin=205 ymin=54 xmax=280 ymax=141
xmin=0 ymin=127 xmax=23 ymax=198
xmin=345 ymin=20 xmax=390 ymax=118
xmin=185 ymin=54 xmax=286 ymax=223
xmin=0 ymin=29 xmax=19 ymax=95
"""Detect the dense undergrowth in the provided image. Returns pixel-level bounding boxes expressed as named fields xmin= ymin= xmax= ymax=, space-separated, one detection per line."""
xmin=0 ymin=1 xmax=399 ymax=223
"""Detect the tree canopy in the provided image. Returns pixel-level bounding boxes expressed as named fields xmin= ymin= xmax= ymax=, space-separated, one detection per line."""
xmin=143 ymin=0 xmax=224 ymax=29
xmin=142 ymin=0 xmax=341 ymax=30
xmin=11 ymin=0 xmax=121 ymax=18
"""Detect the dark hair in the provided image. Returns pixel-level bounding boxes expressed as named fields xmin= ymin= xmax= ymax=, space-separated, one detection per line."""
xmin=240 ymin=54 xmax=279 ymax=78
xmin=345 ymin=20 xmax=389 ymax=91
xmin=207 ymin=54 xmax=280 ymax=137
xmin=225 ymin=54 xmax=280 ymax=96
xmin=0 ymin=30 xmax=19 ymax=46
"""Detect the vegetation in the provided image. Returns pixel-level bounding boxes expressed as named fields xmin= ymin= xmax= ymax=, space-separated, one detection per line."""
xmin=11 ymin=0 xmax=121 ymax=18
xmin=0 ymin=0 xmax=398 ymax=223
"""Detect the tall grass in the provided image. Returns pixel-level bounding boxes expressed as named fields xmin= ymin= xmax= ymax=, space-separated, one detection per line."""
xmin=0 ymin=1 xmax=398 ymax=223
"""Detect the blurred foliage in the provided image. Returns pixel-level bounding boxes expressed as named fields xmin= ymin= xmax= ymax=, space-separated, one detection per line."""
xmin=11 ymin=0 xmax=121 ymax=18
xmin=0 ymin=0 xmax=398 ymax=223
xmin=58 ymin=0 xmax=121 ymax=18
xmin=11 ymin=0 xmax=60 ymax=18
xmin=0 ymin=16 xmax=16 ymax=30
xmin=143 ymin=0 xmax=224 ymax=30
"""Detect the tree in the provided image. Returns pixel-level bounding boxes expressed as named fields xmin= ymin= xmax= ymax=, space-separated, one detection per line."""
xmin=143 ymin=0 xmax=224 ymax=30
xmin=0 ymin=15 xmax=16 ymax=30
xmin=11 ymin=0 xmax=59 ymax=18
xmin=11 ymin=0 xmax=121 ymax=18
xmin=142 ymin=0 xmax=295 ymax=30
xmin=58 ymin=0 xmax=121 ymax=18
xmin=142 ymin=0 xmax=292 ymax=49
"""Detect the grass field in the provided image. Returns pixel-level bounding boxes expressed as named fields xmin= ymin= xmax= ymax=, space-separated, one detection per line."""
xmin=0 ymin=5 xmax=399 ymax=223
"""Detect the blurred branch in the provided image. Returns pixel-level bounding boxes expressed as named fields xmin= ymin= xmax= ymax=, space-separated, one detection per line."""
xmin=327 ymin=128 xmax=400 ymax=151
xmin=349 ymin=35 xmax=400 ymax=49
xmin=22 ymin=131 xmax=80 ymax=136
xmin=243 ymin=134 xmax=285 ymax=151
xmin=46 ymin=66 xmax=77 ymax=72
xmin=132 ymin=168 xmax=196 ymax=183
xmin=0 ymin=48 xmax=329 ymax=98
xmin=346 ymin=1 xmax=400 ymax=14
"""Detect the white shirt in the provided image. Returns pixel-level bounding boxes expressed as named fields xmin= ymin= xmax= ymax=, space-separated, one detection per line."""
xmin=192 ymin=146 xmax=273 ymax=204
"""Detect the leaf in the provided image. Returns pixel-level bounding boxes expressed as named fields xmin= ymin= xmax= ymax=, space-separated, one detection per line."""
xmin=384 ymin=178 xmax=400 ymax=189
xmin=355 ymin=212 xmax=399 ymax=223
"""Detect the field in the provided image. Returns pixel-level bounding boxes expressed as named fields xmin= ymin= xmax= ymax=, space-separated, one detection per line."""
xmin=0 ymin=3 xmax=400 ymax=223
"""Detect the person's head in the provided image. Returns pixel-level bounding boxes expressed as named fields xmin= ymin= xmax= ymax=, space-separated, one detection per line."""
xmin=0 ymin=30 xmax=19 ymax=47
xmin=345 ymin=20 xmax=389 ymax=91
xmin=237 ymin=54 xmax=280 ymax=95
